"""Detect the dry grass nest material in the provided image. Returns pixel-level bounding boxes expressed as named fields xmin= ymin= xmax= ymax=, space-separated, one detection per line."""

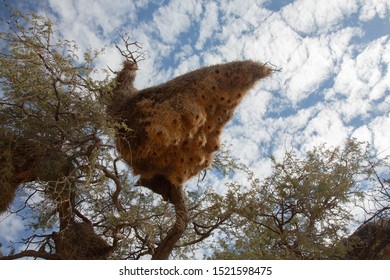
xmin=53 ymin=222 xmax=112 ymax=260
xmin=109 ymin=60 xmax=273 ymax=199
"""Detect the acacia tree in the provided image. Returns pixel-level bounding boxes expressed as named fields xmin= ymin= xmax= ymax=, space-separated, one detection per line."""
xmin=0 ymin=9 xmax=121 ymax=259
xmin=210 ymin=139 xmax=390 ymax=259
xmin=1 ymin=9 xmax=389 ymax=260
xmin=0 ymin=9 xmax=231 ymax=260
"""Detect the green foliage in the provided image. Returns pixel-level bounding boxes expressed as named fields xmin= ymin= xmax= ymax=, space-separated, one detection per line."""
xmin=210 ymin=139 xmax=388 ymax=259
xmin=0 ymin=8 xmax=126 ymax=255
xmin=0 ymin=9 xmax=108 ymax=207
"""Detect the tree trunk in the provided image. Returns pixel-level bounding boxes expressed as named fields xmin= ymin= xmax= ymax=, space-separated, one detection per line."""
xmin=152 ymin=184 xmax=189 ymax=260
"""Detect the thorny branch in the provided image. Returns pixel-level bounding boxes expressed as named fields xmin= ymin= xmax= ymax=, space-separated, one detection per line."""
xmin=114 ymin=33 xmax=145 ymax=67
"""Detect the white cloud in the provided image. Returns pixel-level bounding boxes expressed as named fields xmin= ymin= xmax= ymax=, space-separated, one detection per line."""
xmin=329 ymin=36 xmax=390 ymax=123
xmin=46 ymin=0 xmax=138 ymax=43
xmin=173 ymin=55 xmax=201 ymax=76
xmin=378 ymin=94 xmax=390 ymax=114
xmin=284 ymin=36 xmax=334 ymax=104
xmin=337 ymin=96 xmax=373 ymax=123
xmin=251 ymin=157 xmax=274 ymax=181
xmin=370 ymin=114 xmax=390 ymax=154
xmin=0 ymin=214 xmax=24 ymax=242
xmin=218 ymin=16 xmax=360 ymax=106
xmin=328 ymin=27 xmax=363 ymax=60
xmin=46 ymin=0 xmax=77 ymax=23
xmin=220 ymin=0 xmax=267 ymax=18
xmin=222 ymin=89 xmax=274 ymax=166
xmin=281 ymin=0 xmax=359 ymax=34
xmin=353 ymin=37 xmax=390 ymax=100
xmin=196 ymin=1 xmax=219 ymax=50
xmin=151 ymin=0 xmax=202 ymax=44
xmin=300 ymin=109 xmax=352 ymax=151
xmin=359 ymin=0 xmax=390 ymax=21
xmin=351 ymin=125 xmax=373 ymax=144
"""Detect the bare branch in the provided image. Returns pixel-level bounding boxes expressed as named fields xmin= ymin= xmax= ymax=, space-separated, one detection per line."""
xmin=0 ymin=250 xmax=59 ymax=260
xmin=263 ymin=61 xmax=282 ymax=72
xmin=115 ymin=32 xmax=145 ymax=66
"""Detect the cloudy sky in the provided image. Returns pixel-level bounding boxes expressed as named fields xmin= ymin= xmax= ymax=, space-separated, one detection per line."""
xmin=40 ymin=0 xmax=390 ymax=173
xmin=1 ymin=0 xmax=389 ymax=251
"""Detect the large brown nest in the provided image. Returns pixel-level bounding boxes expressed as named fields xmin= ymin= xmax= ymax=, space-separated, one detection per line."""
xmin=0 ymin=130 xmax=73 ymax=213
xmin=53 ymin=222 xmax=112 ymax=260
xmin=109 ymin=60 xmax=273 ymax=200
xmin=107 ymin=59 xmax=273 ymax=259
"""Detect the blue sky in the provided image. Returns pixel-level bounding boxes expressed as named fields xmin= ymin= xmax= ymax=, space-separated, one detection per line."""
xmin=1 ymin=0 xmax=390 ymax=253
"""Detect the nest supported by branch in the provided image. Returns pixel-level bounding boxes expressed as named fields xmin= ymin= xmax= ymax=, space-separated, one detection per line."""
xmin=109 ymin=60 xmax=273 ymax=199
xmin=53 ymin=222 xmax=112 ymax=260
xmin=107 ymin=58 xmax=273 ymax=259
xmin=0 ymin=132 xmax=74 ymax=213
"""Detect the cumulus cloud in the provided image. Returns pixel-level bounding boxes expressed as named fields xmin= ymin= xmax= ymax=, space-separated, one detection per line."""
xmin=281 ymin=0 xmax=359 ymax=34
xmin=283 ymin=36 xmax=334 ymax=104
xmin=370 ymin=114 xmax=390 ymax=155
xmin=352 ymin=125 xmax=373 ymax=144
xmin=339 ymin=36 xmax=389 ymax=95
xmin=328 ymin=36 xmax=390 ymax=124
xmin=47 ymin=0 xmax=137 ymax=47
xmin=359 ymin=0 xmax=390 ymax=21
xmin=195 ymin=1 xmax=219 ymax=50
xmin=302 ymin=109 xmax=352 ymax=149
xmin=151 ymin=0 xmax=202 ymax=44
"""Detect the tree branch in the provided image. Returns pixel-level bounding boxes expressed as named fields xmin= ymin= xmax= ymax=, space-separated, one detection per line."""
xmin=115 ymin=33 xmax=145 ymax=66
xmin=0 ymin=250 xmax=59 ymax=260
xmin=152 ymin=184 xmax=189 ymax=260
xmin=97 ymin=164 xmax=125 ymax=212
xmin=180 ymin=212 xmax=232 ymax=247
